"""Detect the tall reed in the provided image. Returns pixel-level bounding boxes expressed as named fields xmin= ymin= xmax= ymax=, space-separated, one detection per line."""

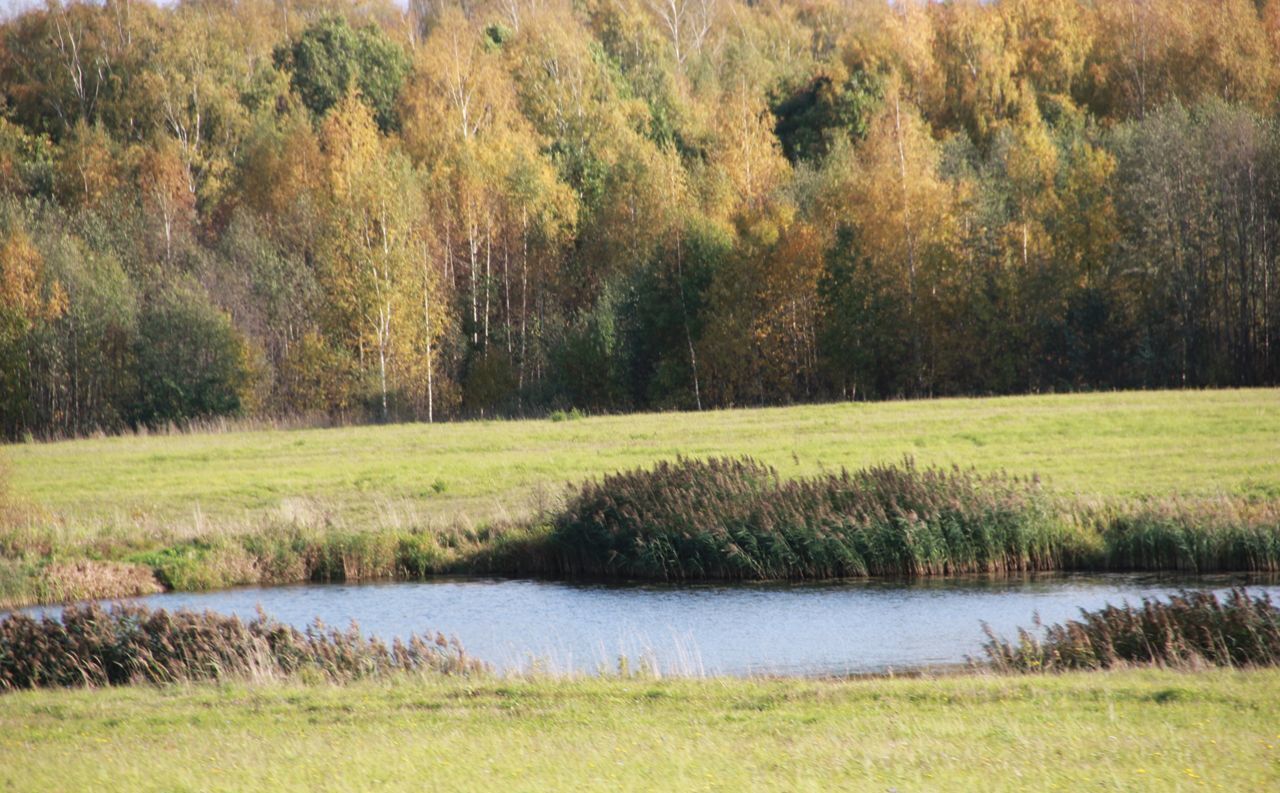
xmin=1096 ymin=498 xmax=1280 ymax=572
xmin=0 ymin=603 xmax=482 ymax=690
xmin=982 ymin=589 xmax=1280 ymax=672
xmin=550 ymin=456 xmax=1094 ymax=580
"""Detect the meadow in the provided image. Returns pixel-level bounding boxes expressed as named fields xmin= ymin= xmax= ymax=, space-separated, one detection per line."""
xmin=10 ymin=389 xmax=1280 ymax=530
xmin=2 ymin=389 xmax=1278 ymax=606
xmin=0 ymin=669 xmax=1276 ymax=791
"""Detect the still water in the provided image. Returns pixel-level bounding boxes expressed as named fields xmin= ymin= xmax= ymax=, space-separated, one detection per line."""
xmin=20 ymin=573 xmax=1280 ymax=676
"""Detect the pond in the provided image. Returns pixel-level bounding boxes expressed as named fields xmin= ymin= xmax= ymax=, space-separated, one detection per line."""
xmin=19 ymin=573 xmax=1280 ymax=676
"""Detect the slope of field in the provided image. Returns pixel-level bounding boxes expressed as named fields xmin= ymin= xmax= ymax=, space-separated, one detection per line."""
xmin=1 ymin=669 xmax=1275 ymax=791
xmin=8 ymin=389 xmax=1279 ymax=536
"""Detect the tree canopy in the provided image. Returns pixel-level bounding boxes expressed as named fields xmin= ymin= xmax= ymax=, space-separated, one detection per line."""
xmin=0 ymin=0 xmax=1278 ymax=438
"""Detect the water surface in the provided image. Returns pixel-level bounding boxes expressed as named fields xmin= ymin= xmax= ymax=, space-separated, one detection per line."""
xmin=20 ymin=573 xmax=1280 ymax=676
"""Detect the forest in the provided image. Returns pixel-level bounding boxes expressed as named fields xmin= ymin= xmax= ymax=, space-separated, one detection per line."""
xmin=0 ymin=0 xmax=1278 ymax=438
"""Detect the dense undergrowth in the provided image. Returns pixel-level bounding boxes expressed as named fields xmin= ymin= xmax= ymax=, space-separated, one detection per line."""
xmin=1 ymin=455 xmax=1278 ymax=608
xmin=983 ymin=589 xmax=1280 ymax=672
xmin=0 ymin=603 xmax=481 ymax=691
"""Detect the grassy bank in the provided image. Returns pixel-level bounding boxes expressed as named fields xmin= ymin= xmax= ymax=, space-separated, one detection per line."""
xmin=0 ymin=668 xmax=1276 ymax=791
xmin=2 ymin=389 xmax=1278 ymax=606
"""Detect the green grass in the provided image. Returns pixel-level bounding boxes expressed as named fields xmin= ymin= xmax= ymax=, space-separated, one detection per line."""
xmin=0 ymin=669 xmax=1275 ymax=791
xmin=9 ymin=389 xmax=1279 ymax=534
xmin=1 ymin=389 xmax=1277 ymax=606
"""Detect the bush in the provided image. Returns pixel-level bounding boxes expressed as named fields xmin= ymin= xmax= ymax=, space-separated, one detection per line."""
xmin=0 ymin=603 xmax=482 ymax=690
xmin=983 ymin=589 xmax=1280 ymax=672
xmin=550 ymin=456 xmax=1091 ymax=580
xmin=131 ymin=284 xmax=252 ymax=426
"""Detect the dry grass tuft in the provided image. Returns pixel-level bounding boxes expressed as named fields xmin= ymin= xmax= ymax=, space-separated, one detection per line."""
xmin=38 ymin=561 xmax=163 ymax=603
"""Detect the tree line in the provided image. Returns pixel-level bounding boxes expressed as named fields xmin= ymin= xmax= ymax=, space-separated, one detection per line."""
xmin=1 ymin=0 xmax=1278 ymax=438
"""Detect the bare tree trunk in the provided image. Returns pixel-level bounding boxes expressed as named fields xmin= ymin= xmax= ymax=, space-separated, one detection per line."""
xmin=378 ymin=310 xmax=389 ymax=421
xmin=423 ymin=275 xmax=434 ymax=424
xmin=892 ymin=91 xmax=921 ymax=391
xmin=503 ymin=227 xmax=512 ymax=355
xmin=674 ymin=229 xmax=702 ymax=410
xmin=468 ymin=212 xmax=479 ymax=345
xmin=519 ymin=208 xmax=529 ymax=396
xmin=483 ymin=214 xmax=492 ymax=349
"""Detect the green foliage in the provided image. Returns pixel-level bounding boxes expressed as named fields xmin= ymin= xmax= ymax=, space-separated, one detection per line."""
xmin=274 ymin=16 xmax=409 ymax=132
xmin=619 ymin=219 xmax=725 ymax=408
xmin=0 ymin=114 xmax=53 ymax=197
xmin=817 ymin=227 xmax=907 ymax=399
xmin=462 ymin=350 xmax=518 ymax=416
xmin=0 ymin=305 xmax=32 ymax=438
xmin=128 ymin=543 xmax=218 ymax=590
xmin=549 ymin=285 xmax=628 ymax=411
xmin=772 ymin=69 xmax=881 ymax=163
xmin=131 ymin=284 xmax=252 ymax=426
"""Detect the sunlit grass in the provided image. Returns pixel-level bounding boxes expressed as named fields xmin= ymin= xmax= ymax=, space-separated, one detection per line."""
xmin=0 ymin=668 xmax=1275 ymax=791
xmin=8 ymin=389 xmax=1278 ymax=538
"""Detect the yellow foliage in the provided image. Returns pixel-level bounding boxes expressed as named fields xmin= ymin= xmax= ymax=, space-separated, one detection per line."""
xmin=0 ymin=229 xmax=62 ymax=323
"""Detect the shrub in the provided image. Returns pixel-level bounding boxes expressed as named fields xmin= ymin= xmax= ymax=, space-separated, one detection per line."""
xmin=131 ymin=283 xmax=252 ymax=426
xmin=0 ymin=603 xmax=482 ymax=690
xmin=982 ymin=589 xmax=1280 ymax=672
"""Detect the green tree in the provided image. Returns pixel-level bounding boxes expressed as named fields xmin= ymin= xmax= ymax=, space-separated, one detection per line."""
xmin=275 ymin=16 xmax=410 ymax=132
xmin=132 ymin=283 xmax=249 ymax=425
xmin=817 ymin=225 xmax=908 ymax=400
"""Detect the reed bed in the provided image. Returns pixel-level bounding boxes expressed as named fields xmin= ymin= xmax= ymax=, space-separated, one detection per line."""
xmin=0 ymin=603 xmax=482 ymax=690
xmin=982 ymin=589 xmax=1280 ymax=672
xmin=1096 ymin=498 xmax=1280 ymax=572
xmin=550 ymin=456 xmax=1095 ymax=579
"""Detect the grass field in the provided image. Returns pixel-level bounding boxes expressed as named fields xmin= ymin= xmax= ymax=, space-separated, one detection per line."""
xmin=8 ymin=388 xmax=1279 ymax=533
xmin=0 ymin=669 xmax=1276 ymax=791
xmin=1 ymin=389 xmax=1278 ymax=606
xmin=2 ymin=392 xmax=1278 ymax=790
